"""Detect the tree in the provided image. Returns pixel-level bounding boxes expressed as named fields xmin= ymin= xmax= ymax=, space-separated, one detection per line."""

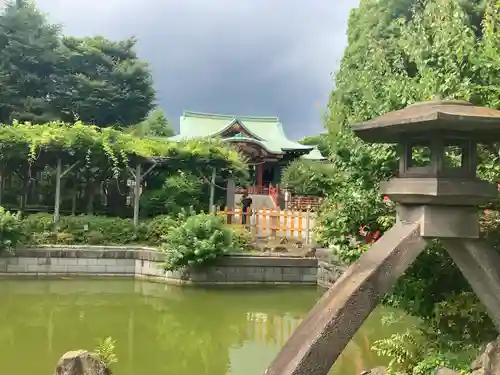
xmin=298 ymin=134 xmax=330 ymax=158
xmin=0 ymin=0 xmax=63 ymax=123
xmin=319 ymin=0 xmax=500 ymax=372
xmin=128 ymin=108 xmax=175 ymax=137
xmin=55 ymin=36 xmax=156 ymax=127
xmin=281 ymin=160 xmax=336 ymax=197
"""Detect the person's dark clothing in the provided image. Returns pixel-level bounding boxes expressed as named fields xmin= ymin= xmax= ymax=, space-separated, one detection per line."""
xmin=241 ymin=197 xmax=252 ymax=224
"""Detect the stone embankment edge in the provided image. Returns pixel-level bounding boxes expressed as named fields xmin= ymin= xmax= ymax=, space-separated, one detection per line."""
xmin=0 ymin=245 xmax=319 ymax=286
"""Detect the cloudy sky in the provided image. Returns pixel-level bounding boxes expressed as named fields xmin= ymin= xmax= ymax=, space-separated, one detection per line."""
xmin=36 ymin=0 xmax=359 ymax=140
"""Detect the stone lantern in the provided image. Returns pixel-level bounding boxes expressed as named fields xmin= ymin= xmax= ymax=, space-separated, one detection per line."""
xmin=264 ymin=100 xmax=500 ymax=375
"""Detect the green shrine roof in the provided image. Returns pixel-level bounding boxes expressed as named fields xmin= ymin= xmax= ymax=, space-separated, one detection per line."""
xmin=169 ymin=111 xmax=326 ymax=160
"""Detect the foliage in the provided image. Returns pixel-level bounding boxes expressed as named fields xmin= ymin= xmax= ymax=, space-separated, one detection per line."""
xmin=128 ymin=109 xmax=174 ymax=137
xmin=21 ymin=213 xmax=144 ymax=245
xmin=17 ymin=212 xmax=252 ymax=258
xmin=94 ymin=336 xmax=118 ymax=367
xmin=0 ymin=121 xmax=245 ymax=217
xmin=0 ymin=121 xmax=246 ymax=179
xmin=140 ymin=171 xmax=205 ymax=215
xmin=372 ymin=293 xmax=483 ymax=375
xmin=0 ymin=206 xmax=22 ymax=252
xmin=299 ymin=135 xmax=325 ymax=146
xmin=56 ymin=36 xmax=155 ymax=127
xmin=143 ymin=214 xmax=181 ymax=246
xmin=281 ymin=159 xmax=337 ymax=197
xmin=318 ymin=0 xmax=500 ymax=372
xmin=372 ymin=328 xmax=472 ymax=375
xmin=0 ymin=1 xmax=155 ymax=126
xmin=298 ymin=134 xmax=330 ymax=157
xmin=0 ymin=0 xmax=62 ymax=124
xmin=229 ymin=225 xmax=253 ymax=251
xmin=160 ymin=212 xmax=233 ymax=271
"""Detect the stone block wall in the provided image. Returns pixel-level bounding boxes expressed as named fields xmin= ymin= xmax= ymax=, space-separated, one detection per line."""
xmin=165 ymin=255 xmax=318 ymax=285
xmin=0 ymin=246 xmax=163 ymax=277
xmin=317 ymin=260 xmax=346 ymax=288
xmin=0 ymin=246 xmax=318 ymax=285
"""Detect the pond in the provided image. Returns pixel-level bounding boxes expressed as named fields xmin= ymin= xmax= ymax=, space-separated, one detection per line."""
xmin=0 ymin=279 xmax=414 ymax=375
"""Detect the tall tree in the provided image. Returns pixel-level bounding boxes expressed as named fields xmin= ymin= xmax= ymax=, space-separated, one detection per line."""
xmin=317 ymin=3 xmax=500 ymax=369
xmin=55 ymin=36 xmax=156 ymax=127
xmin=128 ymin=108 xmax=175 ymax=137
xmin=0 ymin=0 xmax=63 ymax=123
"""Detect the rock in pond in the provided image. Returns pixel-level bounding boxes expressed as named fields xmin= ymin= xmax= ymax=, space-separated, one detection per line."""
xmin=470 ymin=336 xmax=500 ymax=375
xmin=53 ymin=350 xmax=111 ymax=375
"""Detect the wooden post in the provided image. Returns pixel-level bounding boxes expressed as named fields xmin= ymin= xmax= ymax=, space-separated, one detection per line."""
xmin=53 ymin=159 xmax=62 ymax=226
xmin=226 ymin=177 xmax=235 ymax=224
xmin=209 ymin=167 xmax=216 ymax=214
xmin=256 ymin=163 xmax=263 ymax=190
xmin=53 ymin=160 xmax=79 ymax=228
xmin=127 ymin=163 xmax=156 ymax=228
xmin=305 ymin=207 xmax=311 ymax=244
xmin=71 ymin=191 xmax=77 ymax=215
xmin=133 ymin=164 xmax=141 ymax=228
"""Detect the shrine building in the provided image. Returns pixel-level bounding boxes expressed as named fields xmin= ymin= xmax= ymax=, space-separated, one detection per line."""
xmin=169 ymin=111 xmax=326 ymax=195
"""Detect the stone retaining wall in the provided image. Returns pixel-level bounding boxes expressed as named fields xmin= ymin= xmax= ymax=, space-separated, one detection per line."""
xmin=0 ymin=246 xmax=318 ymax=285
xmin=317 ymin=260 xmax=346 ymax=288
xmin=165 ymin=254 xmax=318 ymax=285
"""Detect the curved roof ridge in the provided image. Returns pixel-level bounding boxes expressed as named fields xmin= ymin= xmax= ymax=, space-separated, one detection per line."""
xmin=183 ymin=110 xmax=279 ymax=123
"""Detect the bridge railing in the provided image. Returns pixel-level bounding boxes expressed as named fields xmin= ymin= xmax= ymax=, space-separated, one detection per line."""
xmin=218 ymin=208 xmax=316 ymax=243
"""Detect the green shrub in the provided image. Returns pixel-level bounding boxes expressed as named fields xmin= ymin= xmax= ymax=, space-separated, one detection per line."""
xmin=85 ymin=230 xmax=105 ymax=245
xmin=57 ymin=215 xmax=138 ymax=244
xmin=0 ymin=207 xmax=22 ymax=252
xmin=55 ymin=232 xmax=74 ymax=245
xmin=145 ymin=215 xmax=180 ymax=245
xmin=161 ymin=212 xmax=232 ymax=271
xmin=21 ymin=213 xmax=53 ymax=234
xmin=94 ymin=336 xmax=118 ymax=367
xmin=229 ymin=226 xmax=253 ymax=251
xmin=20 ymin=214 xmax=142 ymax=245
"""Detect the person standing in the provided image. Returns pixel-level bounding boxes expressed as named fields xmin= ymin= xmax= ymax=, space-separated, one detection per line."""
xmin=241 ymin=192 xmax=253 ymax=225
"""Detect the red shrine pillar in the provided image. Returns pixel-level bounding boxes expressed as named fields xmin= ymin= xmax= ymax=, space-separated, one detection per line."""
xmin=256 ymin=164 xmax=263 ymax=192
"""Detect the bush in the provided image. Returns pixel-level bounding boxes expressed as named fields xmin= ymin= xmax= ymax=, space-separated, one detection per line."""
xmin=229 ymin=225 xmax=253 ymax=251
xmin=85 ymin=230 xmax=105 ymax=245
xmin=20 ymin=213 xmax=143 ymax=245
xmin=161 ymin=212 xmax=232 ymax=271
xmin=145 ymin=215 xmax=180 ymax=245
xmin=0 ymin=207 xmax=22 ymax=252
xmin=55 ymin=232 xmax=75 ymax=245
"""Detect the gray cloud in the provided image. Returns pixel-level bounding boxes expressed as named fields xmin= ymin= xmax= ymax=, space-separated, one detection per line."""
xmin=37 ymin=0 xmax=358 ymax=139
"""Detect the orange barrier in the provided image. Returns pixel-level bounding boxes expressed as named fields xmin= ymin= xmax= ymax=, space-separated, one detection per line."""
xmin=218 ymin=208 xmax=315 ymax=242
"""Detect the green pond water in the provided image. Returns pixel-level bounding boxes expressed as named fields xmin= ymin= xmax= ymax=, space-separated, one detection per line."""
xmin=0 ymin=279 xmax=414 ymax=375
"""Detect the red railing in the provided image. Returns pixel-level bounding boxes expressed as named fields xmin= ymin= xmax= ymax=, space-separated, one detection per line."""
xmin=269 ymin=185 xmax=278 ymax=207
xmin=235 ymin=185 xmax=274 ymax=195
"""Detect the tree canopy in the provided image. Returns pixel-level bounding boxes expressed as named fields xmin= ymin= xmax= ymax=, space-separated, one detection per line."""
xmin=321 ymin=0 xmax=500 ymax=247
xmin=0 ymin=0 xmax=155 ymax=126
xmin=56 ymin=36 xmax=155 ymax=126
xmin=0 ymin=121 xmax=246 ymax=176
xmin=127 ymin=109 xmax=175 ymax=138
xmin=0 ymin=0 xmax=62 ymax=123
xmin=316 ymin=0 xmax=500 ymax=372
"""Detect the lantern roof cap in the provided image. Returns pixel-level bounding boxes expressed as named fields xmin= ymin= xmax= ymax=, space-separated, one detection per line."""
xmin=352 ymin=99 xmax=500 ymax=143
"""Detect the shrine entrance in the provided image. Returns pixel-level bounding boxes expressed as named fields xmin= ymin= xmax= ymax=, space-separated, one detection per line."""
xmin=226 ymin=135 xmax=283 ymax=195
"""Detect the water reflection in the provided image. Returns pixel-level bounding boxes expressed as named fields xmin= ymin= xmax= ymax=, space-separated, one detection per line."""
xmin=0 ymin=279 xmax=413 ymax=375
